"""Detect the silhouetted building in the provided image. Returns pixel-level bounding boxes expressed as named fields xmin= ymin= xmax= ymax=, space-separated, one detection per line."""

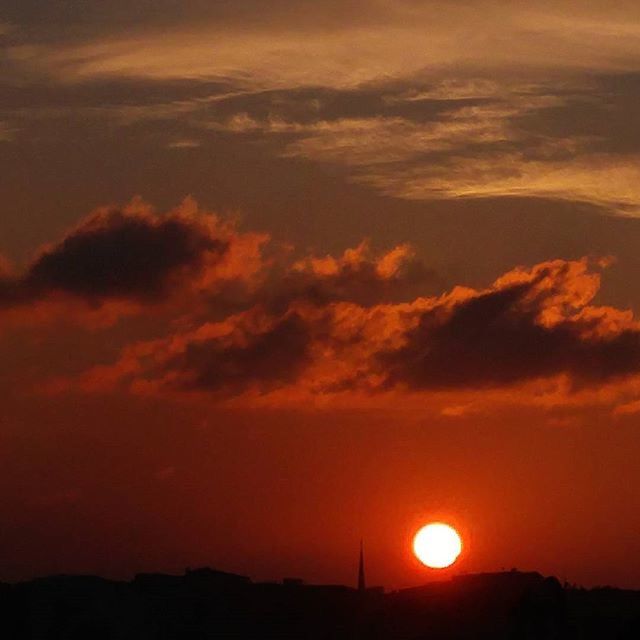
xmin=358 ymin=539 xmax=366 ymax=592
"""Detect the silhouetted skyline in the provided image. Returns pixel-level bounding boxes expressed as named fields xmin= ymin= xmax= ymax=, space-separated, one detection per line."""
xmin=4 ymin=565 xmax=640 ymax=639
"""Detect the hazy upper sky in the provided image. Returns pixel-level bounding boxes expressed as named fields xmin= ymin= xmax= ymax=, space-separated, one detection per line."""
xmin=2 ymin=1 xmax=640 ymax=589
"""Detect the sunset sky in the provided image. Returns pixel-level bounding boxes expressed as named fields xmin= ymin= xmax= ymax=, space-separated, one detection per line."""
xmin=2 ymin=1 xmax=640 ymax=589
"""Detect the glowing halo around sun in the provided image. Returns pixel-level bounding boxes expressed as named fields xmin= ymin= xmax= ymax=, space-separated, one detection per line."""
xmin=413 ymin=523 xmax=462 ymax=569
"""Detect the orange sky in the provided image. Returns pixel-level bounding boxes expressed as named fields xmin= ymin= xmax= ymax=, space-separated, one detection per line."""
xmin=2 ymin=1 xmax=640 ymax=589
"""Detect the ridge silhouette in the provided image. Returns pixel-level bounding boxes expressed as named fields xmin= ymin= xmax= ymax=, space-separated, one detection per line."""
xmin=2 ymin=566 xmax=640 ymax=638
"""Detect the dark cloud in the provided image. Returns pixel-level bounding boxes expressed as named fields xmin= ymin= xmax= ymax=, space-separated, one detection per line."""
xmin=78 ymin=258 xmax=640 ymax=404
xmin=259 ymin=243 xmax=437 ymax=312
xmin=511 ymin=73 xmax=640 ymax=156
xmin=208 ymin=84 xmax=489 ymax=128
xmin=164 ymin=311 xmax=312 ymax=393
xmin=0 ymin=78 xmax=235 ymax=112
xmin=7 ymin=204 xmax=640 ymax=405
xmin=380 ymin=265 xmax=640 ymax=390
xmin=0 ymin=271 xmax=22 ymax=307
xmin=0 ymin=205 xmax=228 ymax=307
xmin=0 ymin=199 xmax=440 ymax=324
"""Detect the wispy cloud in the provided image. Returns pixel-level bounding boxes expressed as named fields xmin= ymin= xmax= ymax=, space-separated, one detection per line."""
xmin=167 ymin=139 xmax=201 ymax=150
xmin=5 ymin=2 xmax=640 ymax=215
xmin=202 ymin=82 xmax=640 ymax=214
xmin=14 ymin=4 xmax=640 ymax=87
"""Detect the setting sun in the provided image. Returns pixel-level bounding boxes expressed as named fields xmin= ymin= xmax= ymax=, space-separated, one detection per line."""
xmin=413 ymin=523 xmax=462 ymax=569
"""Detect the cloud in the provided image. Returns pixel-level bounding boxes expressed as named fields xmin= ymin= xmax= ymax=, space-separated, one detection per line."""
xmin=0 ymin=253 xmax=13 ymax=276
xmin=14 ymin=3 xmax=640 ymax=88
xmin=167 ymin=139 xmax=201 ymax=149
xmin=162 ymin=310 xmax=312 ymax=394
xmin=259 ymin=241 xmax=436 ymax=311
xmin=67 ymin=257 xmax=640 ymax=412
xmin=354 ymin=152 xmax=640 ymax=216
xmin=25 ymin=203 xmax=226 ymax=302
xmin=0 ymin=199 xmax=436 ymax=331
xmin=379 ymin=260 xmax=640 ymax=390
xmin=6 ymin=4 xmax=640 ymax=217
xmin=6 ymin=200 xmax=640 ymax=411
xmin=60 ymin=306 xmax=316 ymax=397
xmin=186 ymin=77 xmax=640 ymax=215
xmin=0 ymin=198 xmax=269 ymax=325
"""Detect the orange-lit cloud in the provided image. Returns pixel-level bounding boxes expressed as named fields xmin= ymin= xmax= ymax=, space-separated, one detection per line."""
xmin=378 ymin=259 xmax=640 ymax=390
xmin=0 ymin=198 xmax=268 ymax=327
xmin=3 ymin=200 xmax=640 ymax=413
xmin=53 ymin=243 xmax=640 ymax=414
xmin=258 ymin=241 xmax=435 ymax=311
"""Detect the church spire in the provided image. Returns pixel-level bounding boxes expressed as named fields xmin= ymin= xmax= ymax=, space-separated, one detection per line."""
xmin=358 ymin=539 xmax=366 ymax=591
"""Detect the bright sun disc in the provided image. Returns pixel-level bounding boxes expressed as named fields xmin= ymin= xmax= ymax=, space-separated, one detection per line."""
xmin=413 ymin=523 xmax=462 ymax=569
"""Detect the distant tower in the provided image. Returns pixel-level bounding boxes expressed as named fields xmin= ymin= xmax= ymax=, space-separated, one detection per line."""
xmin=358 ymin=540 xmax=366 ymax=591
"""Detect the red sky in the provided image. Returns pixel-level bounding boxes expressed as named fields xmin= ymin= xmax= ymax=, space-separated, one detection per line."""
xmin=2 ymin=0 xmax=640 ymax=589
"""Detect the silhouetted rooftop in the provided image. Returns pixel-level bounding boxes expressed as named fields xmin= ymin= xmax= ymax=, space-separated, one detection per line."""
xmin=2 ymin=568 xmax=639 ymax=639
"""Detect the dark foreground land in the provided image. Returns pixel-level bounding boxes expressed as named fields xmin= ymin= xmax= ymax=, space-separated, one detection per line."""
xmin=2 ymin=567 xmax=640 ymax=639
